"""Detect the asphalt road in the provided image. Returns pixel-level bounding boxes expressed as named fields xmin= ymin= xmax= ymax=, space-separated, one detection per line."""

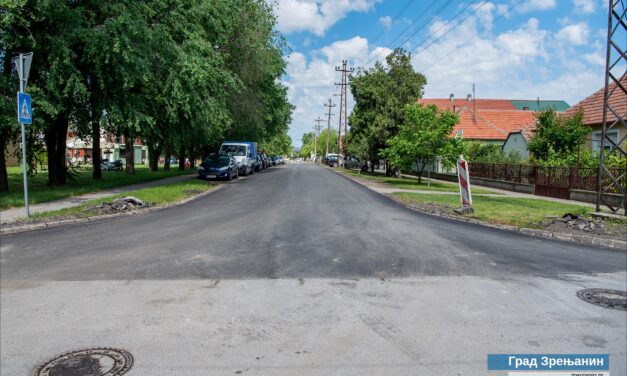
xmin=1 ymin=163 xmax=626 ymax=375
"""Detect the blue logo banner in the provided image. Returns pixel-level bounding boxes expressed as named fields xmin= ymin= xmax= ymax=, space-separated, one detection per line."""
xmin=487 ymin=354 xmax=609 ymax=371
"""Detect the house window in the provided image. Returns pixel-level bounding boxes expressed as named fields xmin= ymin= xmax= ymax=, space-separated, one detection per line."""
xmin=592 ymin=130 xmax=619 ymax=151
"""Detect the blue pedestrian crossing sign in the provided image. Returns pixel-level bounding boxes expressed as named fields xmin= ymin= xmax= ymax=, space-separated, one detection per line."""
xmin=17 ymin=92 xmax=32 ymax=124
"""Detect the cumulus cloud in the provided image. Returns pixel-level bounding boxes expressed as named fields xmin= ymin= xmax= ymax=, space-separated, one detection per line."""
xmin=518 ymin=0 xmax=557 ymax=13
xmin=556 ymin=22 xmax=590 ymax=45
xmin=378 ymin=15 xmax=392 ymax=30
xmin=275 ymin=0 xmax=380 ymax=36
xmin=572 ymin=0 xmax=596 ymax=14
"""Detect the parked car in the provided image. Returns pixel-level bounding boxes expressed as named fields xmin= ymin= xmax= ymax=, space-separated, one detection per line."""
xmin=253 ymin=155 xmax=263 ymax=172
xmin=344 ymin=156 xmax=366 ymax=171
xmin=277 ymin=156 xmax=285 ymax=165
xmin=260 ymin=154 xmax=271 ymax=169
xmin=270 ymin=156 xmax=279 ymax=166
xmin=101 ymin=159 xmax=123 ymax=171
xmin=197 ymin=154 xmax=239 ymax=180
xmin=325 ymin=154 xmax=343 ymax=167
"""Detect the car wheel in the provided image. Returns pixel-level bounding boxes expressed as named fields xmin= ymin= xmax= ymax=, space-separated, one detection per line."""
xmin=227 ymin=171 xmax=232 ymax=181
xmin=250 ymin=166 xmax=254 ymax=175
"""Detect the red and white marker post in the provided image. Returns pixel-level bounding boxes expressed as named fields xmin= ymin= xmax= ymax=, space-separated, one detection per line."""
xmin=455 ymin=155 xmax=474 ymax=214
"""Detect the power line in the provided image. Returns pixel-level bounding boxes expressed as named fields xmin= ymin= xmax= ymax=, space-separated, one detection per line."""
xmin=420 ymin=0 xmax=525 ymax=73
xmin=335 ymin=60 xmax=354 ymax=155
xmin=368 ymin=0 xmax=418 ymax=47
xmin=413 ymin=0 xmax=490 ymax=58
xmin=366 ymin=0 xmax=443 ymax=65
xmin=324 ymin=98 xmax=336 ymax=157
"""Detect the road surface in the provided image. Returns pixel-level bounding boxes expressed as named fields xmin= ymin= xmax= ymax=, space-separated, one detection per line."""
xmin=1 ymin=163 xmax=625 ymax=375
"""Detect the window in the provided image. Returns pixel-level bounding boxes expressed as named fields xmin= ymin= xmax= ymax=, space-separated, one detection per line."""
xmin=592 ymin=130 xmax=619 ymax=151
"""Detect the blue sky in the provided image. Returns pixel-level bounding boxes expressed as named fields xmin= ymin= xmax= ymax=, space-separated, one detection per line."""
xmin=273 ymin=0 xmax=610 ymax=146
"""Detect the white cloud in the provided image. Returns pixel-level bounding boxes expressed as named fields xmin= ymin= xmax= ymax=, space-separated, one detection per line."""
xmin=275 ymin=0 xmax=380 ymax=36
xmin=518 ymin=0 xmax=556 ymax=13
xmin=572 ymin=0 xmax=596 ymax=14
xmin=378 ymin=15 xmax=392 ymax=30
xmin=556 ymin=22 xmax=590 ymax=45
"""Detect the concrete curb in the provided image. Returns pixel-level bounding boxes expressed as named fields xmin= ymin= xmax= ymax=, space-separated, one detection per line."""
xmin=330 ymin=167 xmax=627 ymax=251
xmin=0 ymin=183 xmax=225 ymax=236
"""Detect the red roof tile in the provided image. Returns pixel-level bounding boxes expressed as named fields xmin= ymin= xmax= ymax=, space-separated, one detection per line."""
xmin=451 ymin=109 xmax=537 ymax=141
xmin=418 ymin=98 xmax=517 ymax=111
xmin=563 ymin=73 xmax=627 ymax=125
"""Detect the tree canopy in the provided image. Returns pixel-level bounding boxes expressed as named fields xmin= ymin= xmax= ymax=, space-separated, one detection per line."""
xmin=0 ymin=0 xmax=293 ymax=190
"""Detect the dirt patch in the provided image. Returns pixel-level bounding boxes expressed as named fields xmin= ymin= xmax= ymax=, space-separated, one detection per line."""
xmin=183 ymin=189 xmax=204 ymax=196
xmin=84 ymin=196 xmax=152 ymax=215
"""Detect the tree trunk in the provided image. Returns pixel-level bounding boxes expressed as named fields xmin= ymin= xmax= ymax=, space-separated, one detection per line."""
xmin=124 ymin=133 xmax=135 ymax=175
xmin=92 ymin=120 xmax=101 ymax=179
xmin=163 ymin=144 xmax=171 ymax=171
xmin=46 ymin=114 xmax=69 ymax=186
xmin=148 ymin=142 xmax=161 ymax=172
xmin=189 ymin=145 xmax=195 ymax=169
xmin=0 ymin=133 xmax=8 ymax=192
xmin=178 ymin=145 xmax=186 ymax=170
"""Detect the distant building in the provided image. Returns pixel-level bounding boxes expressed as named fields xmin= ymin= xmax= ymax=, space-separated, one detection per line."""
xmin=563 ymin=74 xmax=626 ymax=152
xmin=417 ymin=97 xmax=540 ymax=145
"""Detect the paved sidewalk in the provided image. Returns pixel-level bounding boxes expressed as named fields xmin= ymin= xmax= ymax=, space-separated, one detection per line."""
xmin=0 ymin=174 xmax=195 ymax=223
xmin=369 ymin=186 xmax=504 ymax=197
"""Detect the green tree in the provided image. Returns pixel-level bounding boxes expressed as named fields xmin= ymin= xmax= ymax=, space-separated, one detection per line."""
xmin=383 ymin=104 xmax=460 ymax=182
xmin=349 ymin=48 xmax=426 ymax=174
xmin=528 ymin=109 xmax=589 ymax=160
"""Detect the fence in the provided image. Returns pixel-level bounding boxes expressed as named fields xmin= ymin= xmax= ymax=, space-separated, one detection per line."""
xmin=467 ymin=163 xmax=626 ymax=200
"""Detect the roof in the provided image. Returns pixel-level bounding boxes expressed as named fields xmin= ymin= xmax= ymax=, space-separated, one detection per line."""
xmin=563 ymin=73 xmax=627 ymax=125
xmin=451 ymin=109 xmax=537 ymax=141
xmin=510 ymin=100 xmax=570 ymax=112
xmin=418 ymin=98 xmax=516 ymax=111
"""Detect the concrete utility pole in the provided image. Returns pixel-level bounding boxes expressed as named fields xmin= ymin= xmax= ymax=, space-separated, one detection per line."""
xmin=324 ymin=98 xmax=336 ymax=157
xmin=596 ymin=0 xmax=626 ymax=215
xmin=335 ymin=60 xmax=354 ymax=155
xmin=313 ymin=117 xmax=323 ymax=161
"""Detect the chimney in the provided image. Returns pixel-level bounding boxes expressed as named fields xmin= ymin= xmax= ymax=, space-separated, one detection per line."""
xmin=449 ymin=94 xmax=454 ymax=102
xmin=467 ymin=94 xmax=472 ymax=102
xmin=523 ymin=106 xmax=530 ymax=111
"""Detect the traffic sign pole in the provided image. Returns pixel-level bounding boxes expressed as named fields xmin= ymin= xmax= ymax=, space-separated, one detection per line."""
xmin=18 ymin=53 xmax=29 ymax=218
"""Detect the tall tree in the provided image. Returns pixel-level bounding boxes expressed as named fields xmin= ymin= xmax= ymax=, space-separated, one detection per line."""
xmin=349 ymin=48 xmax=426 ymax=175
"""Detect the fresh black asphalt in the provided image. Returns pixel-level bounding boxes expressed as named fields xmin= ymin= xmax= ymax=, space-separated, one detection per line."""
xmin=1 ymin=163 xmax=625 ymax=280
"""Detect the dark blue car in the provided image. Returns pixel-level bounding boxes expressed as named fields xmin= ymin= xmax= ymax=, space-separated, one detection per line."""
xmin=197 ymin=154 xmax=239 ymax=180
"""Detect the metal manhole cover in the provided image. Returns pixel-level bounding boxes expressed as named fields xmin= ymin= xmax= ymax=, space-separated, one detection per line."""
xmin=577 ymin=288 xmax=627 ymax=311
xmin=32 ymin=348 xmax=133 ymax=376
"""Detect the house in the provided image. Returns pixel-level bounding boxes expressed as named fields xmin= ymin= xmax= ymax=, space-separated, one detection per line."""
xmin=502 ymin=125 xmax=536 ymax=160
xmin=66 ymin=131 xmax=148 ymax=164
xmin=563 ymin=74 xmax=626 ymax=152
xmin=417 ymin=96 xmax=539 ymax=145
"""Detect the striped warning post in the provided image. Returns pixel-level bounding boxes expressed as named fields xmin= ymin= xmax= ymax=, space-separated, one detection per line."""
xmin=457 ymin=155 xmax=473 ymax=207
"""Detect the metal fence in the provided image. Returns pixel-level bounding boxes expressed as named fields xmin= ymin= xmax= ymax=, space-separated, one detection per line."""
xmin=469 ymin=163 xmax=626 ymax=196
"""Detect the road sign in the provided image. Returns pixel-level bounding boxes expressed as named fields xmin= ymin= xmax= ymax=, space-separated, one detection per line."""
xmin=17 ymin=92 xmax=32 ymax=124
xmin=13 ymin=53 xmax=33 ymax=90
xmin=455 ymin=155 xmax=474 ymax=214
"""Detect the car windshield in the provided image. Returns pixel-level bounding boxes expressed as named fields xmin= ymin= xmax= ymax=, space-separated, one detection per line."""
xmin=204 ymin=155 xmax=230 ymax=164
xmin=220 ymin=145 xmax=246 ymax=156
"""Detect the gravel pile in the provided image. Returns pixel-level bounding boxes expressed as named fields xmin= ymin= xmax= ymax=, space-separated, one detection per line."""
xmin=85 ymin=196 xmax=149 ymax=214
xmin=544 ymin=213 xmax=605 ymax=235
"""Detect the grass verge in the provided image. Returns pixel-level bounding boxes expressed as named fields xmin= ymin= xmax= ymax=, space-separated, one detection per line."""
xmin=341 ymin=168 xmax=498 ymax=194
xmin=30 ymin=179 xmax=214 ymax=220
xmin=1 ymin=165 xmax=194 ymax=209
xmin=392 ymin=192 xmax=591 ymax=228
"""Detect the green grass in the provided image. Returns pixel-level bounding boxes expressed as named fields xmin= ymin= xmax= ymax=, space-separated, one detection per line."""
xmin=341 ymin=168 xmax=497 ymax=194
xmin=393 ymin=192 xmax=590 ymax=228
xmin=31 ymin=179 xmax=214 ymax=220
xmin=1 ymin=165 xmax=194 ymax=209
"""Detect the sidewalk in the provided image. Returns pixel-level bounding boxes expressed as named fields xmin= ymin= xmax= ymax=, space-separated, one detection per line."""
xmin=0 ymin=174 xmax=195 ymax=224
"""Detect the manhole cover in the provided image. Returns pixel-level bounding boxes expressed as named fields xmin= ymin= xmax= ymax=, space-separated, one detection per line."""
xmin=577 ymin=288 xmax=627 ymax=311
xmin=32 ymin=348 xmax=133 ymax=376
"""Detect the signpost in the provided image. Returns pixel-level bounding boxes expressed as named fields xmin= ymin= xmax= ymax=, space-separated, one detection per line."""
xmin=455 ymin=154 xmax=474 ymax=215
xmin=13 ymin=52 xmax=33 ymax=218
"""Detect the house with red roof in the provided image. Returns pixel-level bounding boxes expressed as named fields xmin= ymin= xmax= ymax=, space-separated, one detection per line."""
xmin=563 ymin=74 xmax=626 ymax=152
xmin=417 ymin=96 xmax=539 ymax=146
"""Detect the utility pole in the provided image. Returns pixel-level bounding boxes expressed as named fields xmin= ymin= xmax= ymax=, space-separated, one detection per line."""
xmin=324 ymin=98 xmax=336 ymax=157
xmin=335 ymin=60 xmax=354 ymax=155
xmin=596 ymin=0 xmax=626 ymax=215
xmin=313 ymin=117 xmax=323 ymax=161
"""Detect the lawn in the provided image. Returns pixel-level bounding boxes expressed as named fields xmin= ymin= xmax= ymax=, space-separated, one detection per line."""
xmin=31 ymin=179 xmax=214 ymax=219
xmin=341 ymin=168 xmax=497 ymax=194
xmin=1 ymin=165 xmax=194 ymax=209
xmin=392 ymin=192 xmax=591 ymax=228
